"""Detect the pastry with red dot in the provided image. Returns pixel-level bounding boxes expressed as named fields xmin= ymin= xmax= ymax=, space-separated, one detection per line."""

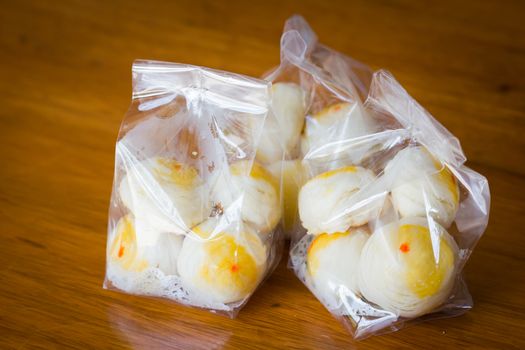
xmin=358 ymin=217 xmax=459 ymax=317
xmin=177 ymin=219 xmax=268 ymax=304
xmin=109 ymin=215 xmax=183 ymax=276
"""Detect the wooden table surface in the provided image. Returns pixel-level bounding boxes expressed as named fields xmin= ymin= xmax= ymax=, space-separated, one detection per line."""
xmin=1 ymin=1 xmax=525 ymax=349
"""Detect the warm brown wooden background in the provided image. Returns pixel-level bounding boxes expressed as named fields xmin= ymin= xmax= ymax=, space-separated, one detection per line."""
xmin=1 ymin=0 xmax=524 ymax=349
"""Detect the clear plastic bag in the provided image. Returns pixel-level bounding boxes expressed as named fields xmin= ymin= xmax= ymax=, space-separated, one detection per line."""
xmin=104 ymin=60 xmax=284 ymax=317
xmin=266 ymin=16 xmax=490 ymax=339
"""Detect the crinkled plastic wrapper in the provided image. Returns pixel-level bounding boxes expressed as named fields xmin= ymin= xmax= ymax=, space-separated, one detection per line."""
xmin=265 ymin=16 xmax=490 ymax=339
xmin=104 ymin=61 xmax=284 ymax=317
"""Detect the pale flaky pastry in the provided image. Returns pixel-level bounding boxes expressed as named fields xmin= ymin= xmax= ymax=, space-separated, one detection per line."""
xmin=208 ymin=160 xmax=281 ymax=234
xmin=119 ymin=157 xmax=208 ymax=243
xmin=384 ymin=146 xmax=460 ymax=228
xmin=298 ymin=166 xmax=380 ymax=235
xmin=358 ymin=217 xmax=458 ymax=318
xmin=109 ymin=215 xmax=183 ymax=276
xmin=301 ymin=102 xmax=376 ymax=163
xmin=256 ymin=83 xmax=305 ymax=163
xmin=177 ymin=221 xmax=267 ymax=304
xmin=307 ymin=228 xmax=369 ymax=304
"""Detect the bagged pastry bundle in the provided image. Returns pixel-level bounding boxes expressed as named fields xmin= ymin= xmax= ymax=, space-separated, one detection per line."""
xmin=104 ymin=61 xmax=284 ymax=316
xmin=267 ymin=16 xmax=490 ymax=338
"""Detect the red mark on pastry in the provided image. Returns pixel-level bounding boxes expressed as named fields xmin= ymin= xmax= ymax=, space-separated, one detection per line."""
xmin=333 ymin=104 xmax=342 ymax=111
xmin=118 ymin=246 xmax=125 ymax=258
xmin=231 ymin=264 xmax=239 ymax=273
xmin=399 ymin=243 xmax=410 ymax=253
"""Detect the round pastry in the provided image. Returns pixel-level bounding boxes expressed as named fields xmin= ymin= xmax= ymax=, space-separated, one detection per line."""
xmin=300 ymin=102 xmax=376 ymax=162
xmin=177 ymin=223 xmax=267 ymax=304
xmin=268 ymin=159 xmax=307 ymax=234
xmin=298 ymin=165 xmax=379 ymax=235
xmin=109 ymin=215 xmax=183 ymax=276
xmin=208 ymin=160 xmax=281 ymax=234
xmin=109 ymin=215 xmax=147 ymax=272
xmin=384 ymin=146 xmax=460 ymax=228
xmin=119 ymin=156 xmax=208 ymax=240
xmin=358 ymin=217 xmax=458 ymax=318
xmin=307 ymin=228 xmax=369 ymax=303
xmin=256 ymin=83 xmax=305 ymax=163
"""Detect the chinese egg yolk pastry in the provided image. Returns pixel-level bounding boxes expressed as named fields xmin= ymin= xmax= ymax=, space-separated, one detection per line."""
xmin=300 ymin=102 xmax=375 ymax=161
xmin=109 ymin=215 xmax=183 ymax=276
xmin=298 ymin=166 xmax=378 ymax=235
xmin=384 ymin=146 xmax=460 ymax=228
xmin=177 ymin=222 xmax=267 ymax=304
xmin=358 ymin=217 xmax=458 ymax=318
xmin=307 ymin=228 xmax=369 ymax=303
xmin=119 ymin=157 xmax=208 ymax=240
xmin=256 ymin=83 xmax=305 ymax=163
xmin=268 ymin=159 xmax=307 ymax=234
xmin=209 ymin=160 xmax=281 ymax=234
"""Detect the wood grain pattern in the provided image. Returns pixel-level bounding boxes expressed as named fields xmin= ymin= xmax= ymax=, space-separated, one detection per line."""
xmin=1 ymin=0 xmax=525 ymax=348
